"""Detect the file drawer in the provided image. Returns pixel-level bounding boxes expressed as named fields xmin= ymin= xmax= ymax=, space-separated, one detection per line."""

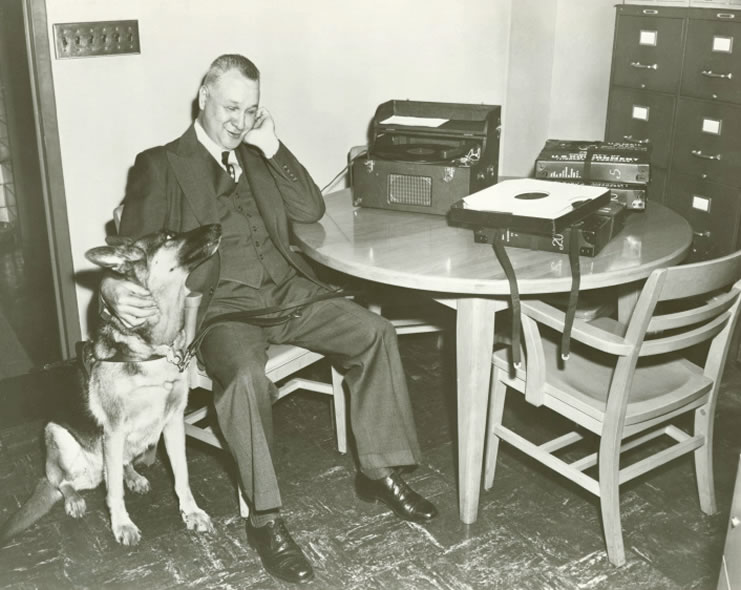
xmin=665 ymin=171 xmax=741 ymax=254
xmin=671 ymin=98 xmax=741 ymax=186
xmin=606 ymin=87 xmax=676 ymax=167
xmin=612 ymin=11 xmax=686 ymax=93
xmin=681 ymin=13 xmax=741 ymax=104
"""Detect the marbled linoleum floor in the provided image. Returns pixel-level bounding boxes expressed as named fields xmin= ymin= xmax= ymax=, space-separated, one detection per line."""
xmin=0 ymin=329 xmax=739 ymax=590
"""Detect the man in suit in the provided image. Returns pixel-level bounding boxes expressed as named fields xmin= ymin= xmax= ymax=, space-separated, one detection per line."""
xmin=101 ymin=54 xmax=437 ymax=584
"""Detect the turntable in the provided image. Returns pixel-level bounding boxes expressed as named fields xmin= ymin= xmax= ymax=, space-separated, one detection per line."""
xmin=350 ymin=100 xmax=501 ymax=215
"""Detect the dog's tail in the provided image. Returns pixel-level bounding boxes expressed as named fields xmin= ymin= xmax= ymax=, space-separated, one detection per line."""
xmin=0 ymin=478 xmax=62 ymax=545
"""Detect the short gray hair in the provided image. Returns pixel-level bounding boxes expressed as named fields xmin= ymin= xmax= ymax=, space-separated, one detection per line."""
xmin=203 ymin=54 xmax=260 ymax=87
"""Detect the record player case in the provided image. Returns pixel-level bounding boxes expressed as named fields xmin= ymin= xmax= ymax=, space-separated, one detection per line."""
xmin=351 ymin=100 xmax=501 ymax=215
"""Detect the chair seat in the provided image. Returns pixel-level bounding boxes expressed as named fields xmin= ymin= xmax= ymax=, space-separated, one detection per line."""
xmin=263 ymin=344 xmax=326 ymax=384
xmin=493 ymin=321 xmax=713 ymax=429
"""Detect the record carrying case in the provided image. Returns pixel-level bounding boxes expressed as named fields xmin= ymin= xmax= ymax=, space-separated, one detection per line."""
xmin=351 ymin=100 xmax=501 ymax=215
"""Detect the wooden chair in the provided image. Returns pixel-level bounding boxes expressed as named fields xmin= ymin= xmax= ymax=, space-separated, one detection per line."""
xmin=113 ymin=207 xmax=347 ymax=517
xmin=485 ymin=249 xmax=741 ymax=566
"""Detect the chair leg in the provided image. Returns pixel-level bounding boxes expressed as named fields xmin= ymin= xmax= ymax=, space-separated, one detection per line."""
xmin=237 ymin=484 xmax=250 ymax=518
xmin=598 ymin=439 xmax=626 ymax=567
xmin=693 ymin=404 xmax=718 ymax=515
xmin=484 ymin=366 xmax=507 ymax=491
xmin=331 ymin=367 xmax=347 ymax=454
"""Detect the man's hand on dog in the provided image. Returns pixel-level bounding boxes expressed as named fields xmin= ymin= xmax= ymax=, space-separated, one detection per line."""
xmin=100 ymin=276 xmax=159 ymax=328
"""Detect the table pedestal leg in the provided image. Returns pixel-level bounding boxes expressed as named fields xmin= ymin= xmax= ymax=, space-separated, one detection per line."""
xmin=456 ymin=297 xmax=497 ymax=524
xmin=617 ymin=280 xmax=642 ymax=324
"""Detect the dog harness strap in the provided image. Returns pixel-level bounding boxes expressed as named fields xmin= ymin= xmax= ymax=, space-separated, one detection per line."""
xmin=179 ymin=288 xmax=353 ymax=371
xmin=561 ymin=229 xmax=581 ymax=360
xmin=491 ymin=233 xmax=521 ymax=369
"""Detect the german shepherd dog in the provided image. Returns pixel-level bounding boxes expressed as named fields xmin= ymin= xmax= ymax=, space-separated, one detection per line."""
xmin=0 ymin=224 xmax=222 ymax=546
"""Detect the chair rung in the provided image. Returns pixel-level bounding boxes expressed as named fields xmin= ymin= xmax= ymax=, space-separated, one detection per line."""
xmin=556 ymin=426 xmax=694 ymax=473
xmin=391 ymin=318 xmax=444 ymax=335
xmin=395 ymin=325 xmax=444 ymax=335
xmin=664 ymin=424 xmax=692 ymax=443
xmin=619 ymin=433 xmax=704 ymax=485
xmin=570 ymin=453 xmax=597 ymax=472
xmin=494 ymin=425 xmax=600 ymax=496
xmin=277 ymin=378 xmax=334 ymax=398
xmin=184 ymin=423 xmax=222 ymax=448
xmin=184 ymin=407 xmax=209 ymax=424
xmin=540 ymin=431 xmax=583 ymax=453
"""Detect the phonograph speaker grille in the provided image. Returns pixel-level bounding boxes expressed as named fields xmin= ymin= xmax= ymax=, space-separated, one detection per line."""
xmin=388 ymin=174 xmax=432 ymax=207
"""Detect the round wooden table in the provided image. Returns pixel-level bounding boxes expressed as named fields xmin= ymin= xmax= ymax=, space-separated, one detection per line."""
xmin=293 ymin=189 xmax=693 ymax=523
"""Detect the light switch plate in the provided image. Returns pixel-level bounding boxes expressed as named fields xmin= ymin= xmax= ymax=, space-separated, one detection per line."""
xmin=53 ymin=20 xmax=140 ymax=59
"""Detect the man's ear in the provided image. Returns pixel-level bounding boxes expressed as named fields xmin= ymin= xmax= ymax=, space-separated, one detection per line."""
xmin=85 ymin=244 xmax=145 ymax=274
xmin=198 ymin=85 xmax=208 ymax=111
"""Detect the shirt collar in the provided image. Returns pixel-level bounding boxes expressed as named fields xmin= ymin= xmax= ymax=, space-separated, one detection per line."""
xmin=194 ymin=119 xmax=237 ymax=167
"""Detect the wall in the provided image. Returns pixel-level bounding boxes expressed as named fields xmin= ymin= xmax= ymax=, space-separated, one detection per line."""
xmin=44 ymin=0 xmax=511 ymax=336
xmin=502 ymin=0 xmax=617 ymax=177
xmin=548 ymin=0 xmax=617 ymax=141
xmin=43 ymin=0 xmax=616 ymax=337
xmin=501 ymin=0 xmax=558 ymax=177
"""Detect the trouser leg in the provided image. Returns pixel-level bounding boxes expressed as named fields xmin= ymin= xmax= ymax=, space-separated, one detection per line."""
xmin=199 ymin=321 xmax=283 ymax=512
xmin=268 ymin=279 xmax=423 ymax=476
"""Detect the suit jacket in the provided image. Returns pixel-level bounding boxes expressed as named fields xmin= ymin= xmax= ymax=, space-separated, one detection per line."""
xmin=118 ymin=124 xmax=327 ymax=326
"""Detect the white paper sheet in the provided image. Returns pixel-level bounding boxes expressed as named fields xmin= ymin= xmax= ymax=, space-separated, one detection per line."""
xmin=379 ymin=115 xmax=449 ymax=128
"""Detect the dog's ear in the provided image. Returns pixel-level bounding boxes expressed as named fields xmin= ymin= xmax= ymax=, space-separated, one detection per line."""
xmin=85 ymin=244 xmax=145 ymax=274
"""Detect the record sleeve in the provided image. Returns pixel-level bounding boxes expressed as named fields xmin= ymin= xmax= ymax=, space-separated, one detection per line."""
xmin=447 ymin=178 xmax=611 ymax=235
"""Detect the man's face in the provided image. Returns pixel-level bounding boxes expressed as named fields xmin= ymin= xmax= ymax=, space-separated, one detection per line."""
xmin=198 ymin=69 xmax=260 ymax=150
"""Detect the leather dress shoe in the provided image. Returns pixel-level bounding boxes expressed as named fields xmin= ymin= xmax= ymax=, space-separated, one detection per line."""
xmin=247 ymin=518 xmax=314 ymax=584
xmin=356 ymin=471 xmax=438 ymax=523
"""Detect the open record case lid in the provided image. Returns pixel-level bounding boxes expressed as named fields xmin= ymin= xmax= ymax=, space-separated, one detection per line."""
xmin=447 ymin=178 xmax=611 ymax=235
xmin=372 ymin=100 xmax=501 ymax=138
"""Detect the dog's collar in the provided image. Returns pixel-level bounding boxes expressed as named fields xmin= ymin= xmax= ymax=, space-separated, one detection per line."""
xmin=81 ymin=341 xmax=189 ymax=374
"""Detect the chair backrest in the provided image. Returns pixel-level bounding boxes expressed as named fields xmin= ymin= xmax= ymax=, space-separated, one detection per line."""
xmin=627 ymin=249 xmax=741 ymax=360
xmin=519 ymin=249 xmax=741 ymax=420
xmin=605 ymin=249 xmax=741 ymax=432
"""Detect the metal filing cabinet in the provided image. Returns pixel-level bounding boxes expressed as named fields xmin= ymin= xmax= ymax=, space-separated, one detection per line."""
xmin=718 ymin=453 xmax=741 ymax=590
xmin=606 ymin=4 xmax=741 ymax=259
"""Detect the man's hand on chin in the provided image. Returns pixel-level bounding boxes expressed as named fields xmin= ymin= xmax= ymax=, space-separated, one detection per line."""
xmin=244 ymin=107 xmax=280 ymax=158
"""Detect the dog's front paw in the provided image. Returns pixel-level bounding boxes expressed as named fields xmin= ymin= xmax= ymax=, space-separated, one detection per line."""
xmin=112 ymin=520 xmax=141 ymax=546
xmin=125 ymin=471 xmax=151 ymax=494
xmin=182 ymin=508 xmax=214 ymax=533
xmin=64 ymin=495 xmax=87 ymax=518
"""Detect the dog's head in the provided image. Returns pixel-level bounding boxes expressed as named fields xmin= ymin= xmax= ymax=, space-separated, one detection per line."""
xmin=85 ymin=225 xmax=222 ymax=293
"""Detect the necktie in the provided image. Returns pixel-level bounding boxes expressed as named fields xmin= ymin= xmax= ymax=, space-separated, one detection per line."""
xmin=221 ymin=151 xmax=235 ymax=181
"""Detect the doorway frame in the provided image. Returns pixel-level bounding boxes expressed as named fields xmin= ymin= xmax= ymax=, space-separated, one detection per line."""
xmin=22 ymin=0 xmax=80 ymax=359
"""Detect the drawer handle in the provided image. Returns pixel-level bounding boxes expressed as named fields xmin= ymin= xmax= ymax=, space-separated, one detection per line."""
xmin=623 ymin=135 xmax=650 ymax=144
xmin=694 ymin=231 xmax=712 ymax=239
xmin=642 ymin=9 xmax=658 ymax=15
xmin=701 ymin=69 xmax=733 ymax=80
xmin=630 ymin=61 xmax=658 ymax=70
xmin=691 ymin=149 xmax=722 ymax=161
xmin=717 ymin=12 xmax=736 ymax=19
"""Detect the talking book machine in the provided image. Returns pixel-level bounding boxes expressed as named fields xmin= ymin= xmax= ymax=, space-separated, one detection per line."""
xmin=351 ymin=100 xmax=501 ymax=215
xmin=448 ymin=179 xmax=618 ymax=367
